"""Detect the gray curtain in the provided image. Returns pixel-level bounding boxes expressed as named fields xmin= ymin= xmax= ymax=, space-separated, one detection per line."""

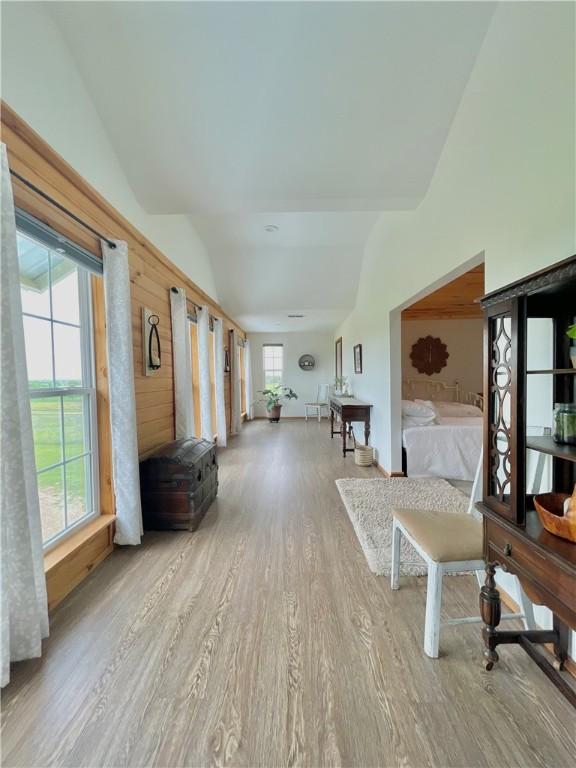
xmin=197 ymin=306 xmax=213 ymax=441
xmin=230 ymin=330 xmax=242 ymax=435
xmin=1 ymin=143 xmax=49 ymax=687
xmin=102 ymin=240 xmax=142 ymax=545
xmin=170 ymin=287 xmax=195 ymax=439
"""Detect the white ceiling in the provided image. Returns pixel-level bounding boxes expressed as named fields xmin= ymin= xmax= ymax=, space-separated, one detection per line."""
xmin=48 ymin=1 xmax=496 ymax=332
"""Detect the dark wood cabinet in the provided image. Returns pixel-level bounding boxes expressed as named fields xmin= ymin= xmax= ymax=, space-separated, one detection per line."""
xmin=477 ymin=255 xmax=576 ymax=706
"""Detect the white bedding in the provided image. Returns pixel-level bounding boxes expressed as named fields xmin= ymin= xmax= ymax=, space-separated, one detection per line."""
xmin=402 ymin=415 xmax=482 ymax=481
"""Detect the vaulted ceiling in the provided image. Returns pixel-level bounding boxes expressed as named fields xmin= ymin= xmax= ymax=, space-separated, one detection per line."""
xmin=48 ymin=1 xmax=496 ymax=331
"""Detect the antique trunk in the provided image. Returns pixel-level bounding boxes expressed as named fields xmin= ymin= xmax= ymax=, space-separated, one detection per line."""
xmin=140 ymin=438 xmax=218 ymax=531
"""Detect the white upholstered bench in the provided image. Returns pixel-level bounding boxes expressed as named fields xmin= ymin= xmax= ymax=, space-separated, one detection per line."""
xmin=390 ymin=457 xmax=535 ymax=658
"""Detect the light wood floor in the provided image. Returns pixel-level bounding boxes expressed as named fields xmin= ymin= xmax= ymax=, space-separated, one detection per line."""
xmin=2 ymin=421 xmax=575 ymax=768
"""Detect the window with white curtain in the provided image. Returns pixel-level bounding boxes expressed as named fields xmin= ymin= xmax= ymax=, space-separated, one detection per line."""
xmin=17 ymin=223 xmax=99 ymax=549
xmin=263 ymin=344 xmax=283 ymax=388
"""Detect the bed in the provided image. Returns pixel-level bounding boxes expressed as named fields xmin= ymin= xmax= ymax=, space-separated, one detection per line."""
xmin=401 ymin=379 xmax=483 ymax=481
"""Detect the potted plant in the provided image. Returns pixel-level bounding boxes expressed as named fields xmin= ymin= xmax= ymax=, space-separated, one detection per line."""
xmin=567 ymin=323 xmax=576 ymax=368
xmin=257 ymin=384 xmax=298 ymax=422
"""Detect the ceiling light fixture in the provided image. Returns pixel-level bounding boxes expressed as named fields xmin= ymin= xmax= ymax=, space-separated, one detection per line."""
xmin=264 ymin=224 xmax=279 ymax=232
xmin=287 ymin=314 xmax=305 ymax=318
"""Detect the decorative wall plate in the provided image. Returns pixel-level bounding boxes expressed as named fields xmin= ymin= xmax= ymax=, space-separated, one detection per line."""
xmin=410 ymin=335 xmax=449 ymax=375
xmin=299 ymin=354 xmax=315 ymax=371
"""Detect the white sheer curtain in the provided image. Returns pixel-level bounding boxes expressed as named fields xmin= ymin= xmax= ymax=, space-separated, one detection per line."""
xmin=1 ymin=144 xmax=49 ymax=687
xmin=213 ymin=318 xmax=227 ymax=446
xmin=170 ymin=288 xmax=195 ymax=439
xmin=102 ymin=240 xmax=143 ymax=546
xmin=244 ymin=339 xmax=254 ymax=420
xmin=230 ymin=329 xmax=242 ymax=435
xmin=197 ymin=305 xmax=213 ymax=441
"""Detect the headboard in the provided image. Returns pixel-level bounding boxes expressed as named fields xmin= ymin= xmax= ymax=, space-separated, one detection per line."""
xmin=402 ymin=378 xmax=484 ymax=410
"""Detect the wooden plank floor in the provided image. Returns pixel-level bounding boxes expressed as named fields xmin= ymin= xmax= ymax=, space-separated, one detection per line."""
xmin=2 ymin=420 xmax=575 ymax=767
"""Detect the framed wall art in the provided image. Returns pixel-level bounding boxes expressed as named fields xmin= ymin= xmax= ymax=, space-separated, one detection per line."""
xmin=354 ymin=344 xmax=363 ymax=374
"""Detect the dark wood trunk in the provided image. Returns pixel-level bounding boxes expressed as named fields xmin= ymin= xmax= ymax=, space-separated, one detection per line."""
xmin=140 ymin=438 xmax=218 ymax=531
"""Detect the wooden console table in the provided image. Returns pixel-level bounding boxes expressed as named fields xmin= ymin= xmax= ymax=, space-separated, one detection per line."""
xmin=330 ymin=397 xmax=372 ymax=457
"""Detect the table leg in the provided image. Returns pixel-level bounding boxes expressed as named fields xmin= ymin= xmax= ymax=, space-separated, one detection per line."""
xmin=364 ymin=420 xmax=370 ymax=446
xmin=480 ymin=562 xmax=501 ymax=670
xmin=553 ymin=615 xmax=569 ymax=671
xmin=342 ymin=419 xmax=347 ymax=457
xmin=330 ymin=409 xmax=334 ymax=438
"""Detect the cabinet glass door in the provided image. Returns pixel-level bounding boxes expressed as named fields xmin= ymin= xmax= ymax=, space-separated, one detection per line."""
xmin=484 ymin=300 xmax=523 ymax=522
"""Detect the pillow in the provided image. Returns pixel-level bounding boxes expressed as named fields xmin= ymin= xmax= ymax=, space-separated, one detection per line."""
xmin=401 ymin=399 xmax=437 ymax=424
xmin=427 ymin=400 xmax=483 ymax=418
xmin=402 ymin=415 xmax=436 ymax=428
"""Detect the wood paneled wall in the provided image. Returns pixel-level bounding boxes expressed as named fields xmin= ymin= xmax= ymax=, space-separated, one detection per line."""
xmin=2 ymin=103 xmax=245 ymax=451
xmin=2 ymin=102 xmax=246 ymax=605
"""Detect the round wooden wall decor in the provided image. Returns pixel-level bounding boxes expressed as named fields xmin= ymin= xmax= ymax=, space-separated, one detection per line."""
xmin=410 ymin=336 xmax=449 ymax=375
xmin=298 ymin=354 xmax=315 ymax=371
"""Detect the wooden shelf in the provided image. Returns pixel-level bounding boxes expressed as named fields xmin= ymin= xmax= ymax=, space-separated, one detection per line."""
xmin=526 ymin=436 xmax=576 ymax=463
xmin=527 ymin=369 xmax=576 ymax=375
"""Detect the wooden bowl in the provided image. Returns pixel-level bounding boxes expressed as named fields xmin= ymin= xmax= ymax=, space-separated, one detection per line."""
xmin=534 ymin=493 xmax=576 ymax=543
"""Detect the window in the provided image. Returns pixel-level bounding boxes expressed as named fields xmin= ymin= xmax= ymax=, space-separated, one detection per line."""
xmin=263 ymin=344 xmax=283 ymax=388
xmin=189 ymin=318 xmax=201 ymax=437
xmin=189 ymin=312 xmax=217 ymax=438
xmin=17 ymin=223 xmax=99 ymax=549
xmin=239 ymin=345 xmax=246 ymax=414
xmin=209 ymin=322 xmax=217 ymax=437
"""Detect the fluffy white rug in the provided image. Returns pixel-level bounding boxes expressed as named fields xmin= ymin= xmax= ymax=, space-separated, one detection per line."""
xmin=335 ymin=477 xmax=469 ymax=576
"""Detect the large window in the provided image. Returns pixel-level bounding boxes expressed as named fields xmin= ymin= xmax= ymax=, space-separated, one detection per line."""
xmin=17 ymin=224 xmax=99 ymax=549
xmin=263 ymin=344 xmax=283 ymax=388
xmin=239 ymin=344 xmax=246 ymax=414
xmin=189 ymin=313 xmax=217 ymax=439
xmin=209 ymin=321 xmax=217 ymax=436
xmin=189 ymin=318 xmax=201 ymax=437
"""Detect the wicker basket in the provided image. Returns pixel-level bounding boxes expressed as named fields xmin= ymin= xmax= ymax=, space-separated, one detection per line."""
xmin=354 ymin=444 xmax=374 ymax=467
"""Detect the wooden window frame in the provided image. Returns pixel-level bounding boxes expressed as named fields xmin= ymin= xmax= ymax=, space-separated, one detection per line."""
xmin=9 ymin=179 xmax=115 ymax=610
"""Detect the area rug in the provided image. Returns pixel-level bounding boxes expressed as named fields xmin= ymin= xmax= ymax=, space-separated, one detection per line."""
xmin=335 ymin=477 xmax=469 ymax=576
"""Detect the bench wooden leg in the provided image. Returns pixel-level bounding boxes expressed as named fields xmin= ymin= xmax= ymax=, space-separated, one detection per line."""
xmin=391 ymin=520 xmax=401 ymax=591
xmin=424 ymin=562 xmax=443 ymax=658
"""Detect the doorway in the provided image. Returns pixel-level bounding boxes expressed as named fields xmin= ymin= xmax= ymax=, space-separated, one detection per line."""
xmin=389 ymin=254 xmax=485 ymax=474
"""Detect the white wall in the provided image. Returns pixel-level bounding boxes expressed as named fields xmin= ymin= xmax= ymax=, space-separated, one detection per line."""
xmin=336 ymin=2 xmax=574 ymax=650
xmin=0 ymin=2 xmax=218 ymax=300
xmin=336 ymin=2 xmax=574 ymax=471
xmin=401 ymin=319 xmax=483 ymax=397
xmin=249 ymin=332 xmax=334 ymax=418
